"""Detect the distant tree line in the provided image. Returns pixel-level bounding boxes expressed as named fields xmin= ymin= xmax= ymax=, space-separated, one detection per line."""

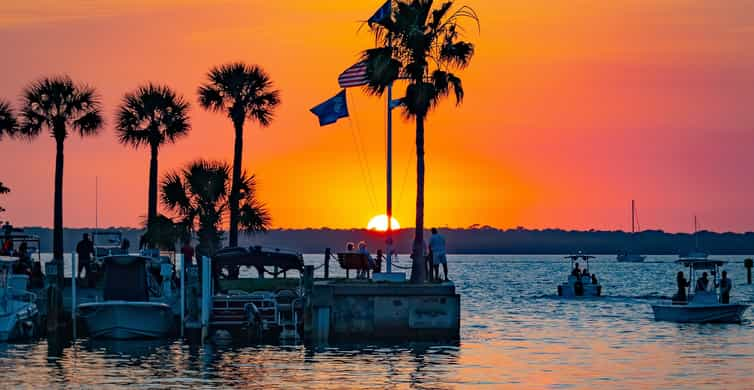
xmin=16 ymin=227 xmax=754 ymax=255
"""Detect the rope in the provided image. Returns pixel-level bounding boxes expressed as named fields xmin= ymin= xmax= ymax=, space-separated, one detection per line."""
xmin=346 ymin=89 xmax=379 ymax=210
xmin=391 ymin=262 xmax=412 ymax=270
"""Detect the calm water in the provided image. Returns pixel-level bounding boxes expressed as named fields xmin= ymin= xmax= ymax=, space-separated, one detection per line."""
xmin=2 ymin=254 xmax=753 ymax=389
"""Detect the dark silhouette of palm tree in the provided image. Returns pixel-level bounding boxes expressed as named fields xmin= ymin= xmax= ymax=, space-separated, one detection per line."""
xmin=363 ymin=0 xmax=477 ymax=282
xmin=116 ymin=83 xmax=191 ymax=229
xmin=0 ymin=181 xmax=9 ymax=215
xmin=197 ymin=63 xmax=280 ymax=248
xmin=0 ymin=99 xmax=18 ymax=139
xmin=19 ymin=76 xmax=103 ymax=277
xmin=161 ymin=159 xmax=270 ymax=258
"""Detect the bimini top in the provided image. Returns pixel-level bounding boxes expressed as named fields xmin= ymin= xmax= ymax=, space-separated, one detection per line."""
xmin=101 ymin=255 xmax=152 ymax=301
xmin=675 ymin=257 xmax=726 ymax=269
xmin=213 ymin=246 xmax=304 ymax=273
xmin=564 ymin=254 xmax=595 ymax=261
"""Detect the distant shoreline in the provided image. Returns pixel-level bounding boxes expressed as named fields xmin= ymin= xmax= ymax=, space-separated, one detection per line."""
xmin=10 ymin=226 xmax=754 ymax=255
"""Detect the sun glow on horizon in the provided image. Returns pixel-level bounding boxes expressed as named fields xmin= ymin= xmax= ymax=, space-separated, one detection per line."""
xmin=367 ymin=214 xmax=400 ymax=232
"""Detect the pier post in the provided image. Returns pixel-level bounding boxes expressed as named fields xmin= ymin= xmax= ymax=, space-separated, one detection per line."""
xmin=324 ymin=248 xmax=331 ymax=279
xmin=180 ymin=253 xmax=185 ymax=338
xmin=200 ymin=256 xmax=211 ymax=343
xmin=44 ymin=258 xmax=61 ymax=335
xmin=745 ymin=258 xmax=753 ymax=284
xmin=71 ymin=252 xmax=77 ymax=339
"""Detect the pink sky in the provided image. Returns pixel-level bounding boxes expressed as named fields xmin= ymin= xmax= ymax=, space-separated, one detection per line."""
xmin=1 ymin=1 xmax=754 ymax=232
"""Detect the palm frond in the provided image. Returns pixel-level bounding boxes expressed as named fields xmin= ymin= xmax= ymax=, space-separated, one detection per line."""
xmin=116 ymin=83 xmax=191 ymax=149
xmin=0 ymin=100 xmax=18 ymax=139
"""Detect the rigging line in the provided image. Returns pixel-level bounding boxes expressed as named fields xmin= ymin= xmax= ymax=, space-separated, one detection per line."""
xmin=347 ymin=89 xmax=379 ymax=210
xmin=347 ymin=117 xmax=377 ymax=211
xmin=635 ymin=207 xmax=641 ymax=232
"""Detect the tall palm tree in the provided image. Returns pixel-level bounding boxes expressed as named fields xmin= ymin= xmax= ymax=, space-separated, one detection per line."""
xmin=19 ymin=76 xmax=103 ymax=279
xmin=197 ymin=63 xmax=280 ymax=248
xmin=0 ymin=99 xmax=18 ymax=139
xmin=161 ymin=159 xmax=270 ymax=259
xmin=363 ymin=0 xmax=477 ymax=282
xmin=116 ymin=83 xmax=191 ymax=228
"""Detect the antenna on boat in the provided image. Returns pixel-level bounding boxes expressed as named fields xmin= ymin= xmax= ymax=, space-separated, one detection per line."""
xmin=95 ymin=176 xmax=99 ymax=231
xmin=631 ymin=199 xmax=635 ymax=234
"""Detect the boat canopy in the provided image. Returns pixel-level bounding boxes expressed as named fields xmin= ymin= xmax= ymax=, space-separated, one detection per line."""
xmin=675 ymin=258 xmax=726 ymax=269
xmin=564 ymin=255 xmax=595 ymax=261
xmin=213 ymin=246 xmax=304 ymax=274
xmin=102 ymin=255 xmax=151 ymax=301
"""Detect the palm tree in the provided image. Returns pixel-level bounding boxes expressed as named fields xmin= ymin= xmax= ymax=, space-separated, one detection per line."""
xmin=161 ymin=159 xmax=270 ymax=259
xmin=0 ymin=99 xmax=18 ymax=139
xmin=197 ymin=63 xmax=280 ymax=248
xmin=0 ymin=181 xmax=9 ymax=215
xmin=116 ymin=84 xmax=191 ymax=228
xmin=19 ymin=76 xmax=103 ymax=279
xmin=363 ymin=0 xmax=477 ymax=282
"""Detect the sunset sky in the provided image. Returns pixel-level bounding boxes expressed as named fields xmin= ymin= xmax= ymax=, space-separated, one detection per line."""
xmin=1 ymin=0 xmax=754 ymax=232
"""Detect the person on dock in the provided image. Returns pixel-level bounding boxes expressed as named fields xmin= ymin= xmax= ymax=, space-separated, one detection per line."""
xmin=718 ymin=270 xmax=732 ymax=304
xmin=695 ymin=272 xmax=709 ymax=292
xmin=429 ymin=228 xmax=448 ymax=282
xmin=357 ymin=241 xmax=373 ymax=279
xmin=675 ymin=271 xmax=689 ymax=302
xmin=181 ymin=238 xmax=195 ymax=267
xmin=120 ymin=238 xmax=130 ymax=253
xmin=76 ymin=233 xmax=95 ymax=285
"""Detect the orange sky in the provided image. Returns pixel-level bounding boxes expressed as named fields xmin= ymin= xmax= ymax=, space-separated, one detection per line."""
xmin=1 ymin=0 xmax=754 ymax=232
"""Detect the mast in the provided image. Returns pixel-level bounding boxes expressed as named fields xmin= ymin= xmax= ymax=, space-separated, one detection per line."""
xmin=694 ymin=215 xmax=699 ymax=250
xmin=631 ymin=199 xmax=636 ymax=235
xmin=385 ymin=0 xmax=394 ymax=273
xmin=95 ymin=176 xmax=99 ymax=231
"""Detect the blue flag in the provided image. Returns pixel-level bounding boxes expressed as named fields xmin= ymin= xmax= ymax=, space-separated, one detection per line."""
xmin=368 ymin=0 xmax=391 ymax=26
xmin=310 ymin=90 xmax=349 ymax=126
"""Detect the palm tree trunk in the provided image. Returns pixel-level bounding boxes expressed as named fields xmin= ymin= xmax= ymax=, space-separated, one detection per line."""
xmin=228 ymin=119 xmax=243 ymax=247
xmin=410 ymin=114 xmax=426 ymax=284
xmin=53 ymin=137 xmax=65 ymax=286
xmin=147 ymin=144 xmax=159 ymax=226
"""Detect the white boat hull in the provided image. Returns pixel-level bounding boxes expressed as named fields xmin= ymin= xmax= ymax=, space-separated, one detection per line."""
xmin=617 ymin=254 xmax=645 ymax=263
xmin=558 ymin=282 xmax=602 ymax=297
xmin=78 ymin=301 xmax=174 ymax=339
xmin=0 ymin=302 xmax=39 ymax=341
xmin=652 ymin=303 xmax=749 ymax=323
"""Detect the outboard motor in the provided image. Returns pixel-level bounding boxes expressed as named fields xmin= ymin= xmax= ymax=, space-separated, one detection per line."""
xmin=574 ymin=280 xmax=584 ymax=296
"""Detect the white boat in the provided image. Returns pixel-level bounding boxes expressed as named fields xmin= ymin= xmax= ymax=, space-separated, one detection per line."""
xmin=78 ymin=255 xmax=174 ymax=339
xmin=557 ymin=254 xmax=602 ymax=297
xmin=651 ymin=258 xmax=749 ymax=323
xmin=0 ymin=261 xmax=39 ymax=341
xmin=617 ymin=200 xmax=645 ymax=262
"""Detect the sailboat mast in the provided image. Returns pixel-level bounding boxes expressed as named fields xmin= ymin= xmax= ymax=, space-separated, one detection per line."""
xmin=631 ymin=199 xmax=636 ymax=234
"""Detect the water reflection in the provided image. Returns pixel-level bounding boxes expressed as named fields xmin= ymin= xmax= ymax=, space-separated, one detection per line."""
xmin=0 ymin=255 xmax=752 ymax=388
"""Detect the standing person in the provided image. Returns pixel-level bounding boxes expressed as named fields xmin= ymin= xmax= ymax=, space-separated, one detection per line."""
xmin=181 ymin=238 xmax=195 ymax=268
xmin=120 ymin=238 xmax=131 ymax=253
xmin=429 ymin=228 xmax=448 ymax=282
xmin=718 ymin=270 xmax=733 ymax=304
xmin=675 ymin=271 xmax=689 ymax=302
xmin=76 ymin=233 xmax=95 ymax=285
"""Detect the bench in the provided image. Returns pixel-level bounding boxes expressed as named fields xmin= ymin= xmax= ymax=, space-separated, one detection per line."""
xmin=337 ymin=253 xmax=372 ymax=279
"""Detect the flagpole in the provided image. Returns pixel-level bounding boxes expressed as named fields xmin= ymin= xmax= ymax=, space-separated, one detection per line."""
xmin=386 ymin=81 xmax=393 ymax=273
xmin=385 ymin=0 xmax=394 ymax=274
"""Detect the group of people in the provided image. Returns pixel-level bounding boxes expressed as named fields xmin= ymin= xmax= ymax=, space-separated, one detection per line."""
xmin=343 ymin=228 xmax=450 ymax=282
xmin=570 ymin=262 xmax=598 ymax=285
xmin=675 ymin=270 xmax=733 ymax=304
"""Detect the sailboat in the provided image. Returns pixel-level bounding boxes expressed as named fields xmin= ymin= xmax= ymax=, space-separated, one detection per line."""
xmin=617 ymin=200 xmax=646 ymax=262
xmin=682 ymin=216 xmax=708 ymax=259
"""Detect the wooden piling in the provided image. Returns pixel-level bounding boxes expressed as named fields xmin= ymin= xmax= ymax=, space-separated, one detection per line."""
xmin=324 ymin=248 xmax=331 ymax=279
xmin=745 ymin=258 xmax=753 ymax=284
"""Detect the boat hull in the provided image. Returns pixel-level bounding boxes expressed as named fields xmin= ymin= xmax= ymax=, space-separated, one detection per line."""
xmin=558 ymin=282 xmax=601 ymax=298
xmin=0 ymin=303 xmax=39 ymax=341
xmin=78 ymin=301 xmax=174 ymax=339
xmin=617 ymin=254 xmax=645 ymax=263
xmin=651 ymin=303 xmax=749 ymax=323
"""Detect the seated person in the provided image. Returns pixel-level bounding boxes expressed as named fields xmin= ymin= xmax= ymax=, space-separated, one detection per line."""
xmin=591 ymin=273 xmax=598 ymax=285
xmin=695 ymin=272 xmax=709 ymax=292
xmin=571 ymin=262 xmax=581 ymax=277
xmin=345 ymin=242 xmax=355 ymax=252
xmin=357 ymin=241 xmax=373 ymax=278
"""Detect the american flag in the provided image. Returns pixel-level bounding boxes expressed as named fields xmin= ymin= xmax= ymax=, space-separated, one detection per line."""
xmin=338 ymin=61 xmax=368 ymax=88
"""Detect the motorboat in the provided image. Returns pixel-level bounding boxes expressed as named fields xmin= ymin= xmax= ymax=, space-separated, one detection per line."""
xmin=617 ymin=200 xmax=645 ymax=262
xmin=557 ymin=254 xmax=602 ymax=297
xmin=78 ymin=255 xmax=174 ymax=339
xmin=0 ymin=260 xmax=39 ymax=341
xmin=208 ymin=246 xmax=304 ymax=341
xmin=651 ymin=257 xmax=749 ymax=323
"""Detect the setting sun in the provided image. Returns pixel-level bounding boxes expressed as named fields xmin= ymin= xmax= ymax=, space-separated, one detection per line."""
xmin=367 ymin=214 xmax=400 ymax=231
